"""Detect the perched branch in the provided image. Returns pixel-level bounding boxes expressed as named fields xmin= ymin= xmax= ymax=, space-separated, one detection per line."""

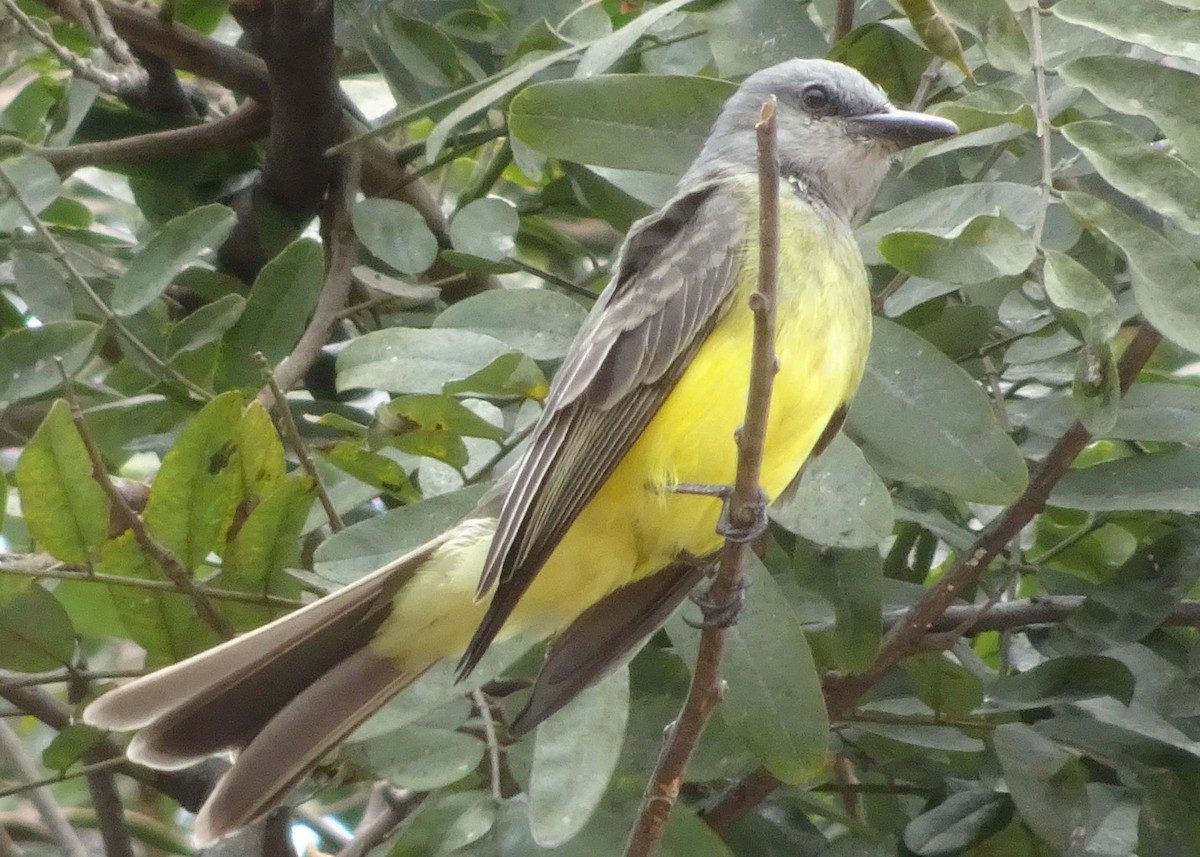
xmin=28 ymin=100 xmax=269 ymax=174
xmin=624 ymin=96 xmax=781 ymax=857
xmin=0 ymin=0 xmax=146 ymax=97
xmin=703 ymin=324 xmax=1163 ymax=829
xmin=0 ymin=721 xmax=90 ymax=857
xmin=58 ymin=369 xmax=236 ymax=639
xmin=335 ymin=785 xmax=421 ymax=857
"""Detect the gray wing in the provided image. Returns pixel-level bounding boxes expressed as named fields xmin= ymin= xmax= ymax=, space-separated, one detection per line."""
xmin=458 ymin=180 xmax=748 ymax=676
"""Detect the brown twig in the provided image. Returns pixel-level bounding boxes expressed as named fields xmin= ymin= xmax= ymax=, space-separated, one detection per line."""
xmin=0 ymin=0 xmax=146 ymax=96
xmin=834 ymin=0 xmax=855 ymax=41
xmin=335 ymin=785 xmax=421 ymax=857
xmin=30 ymin=100 xmax=269 ymax=173
xmin=624 ymin=96 xmax=781 ymax=857
xmin=66 ymin=676 xmax=133 ymax=857
xmin=254 ymin=354 xmax=345 ymax=534
xmin=0 ymin=721 xmax=90 ymax=857
xmin=57 ymin=367 xmax=235 ymax=638
xmin=472 ymin=689 xmax=503 ymax=802
xmin=0 ymin=554 xmax=302 ymax=608
xmin=702 ymin=323 xmax=1163 ymax=830
xmin=262 ymin=150 xmax=361 ymax=398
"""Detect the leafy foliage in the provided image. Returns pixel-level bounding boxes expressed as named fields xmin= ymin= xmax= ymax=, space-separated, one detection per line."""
xmin=3 ymin=0 xmax=1200 ymax=854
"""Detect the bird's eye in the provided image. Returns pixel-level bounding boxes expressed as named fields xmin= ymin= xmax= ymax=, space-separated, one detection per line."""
xmin=802 ymin=84 xmax=831 ymax=112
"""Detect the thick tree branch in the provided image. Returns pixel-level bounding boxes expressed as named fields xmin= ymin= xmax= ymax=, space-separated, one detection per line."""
xmin=624 ymin=97 xmax=780 ymax=857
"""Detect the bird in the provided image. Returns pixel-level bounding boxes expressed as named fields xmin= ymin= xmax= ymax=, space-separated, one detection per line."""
xmin=83 ymin=58 xmax=957 ymax=844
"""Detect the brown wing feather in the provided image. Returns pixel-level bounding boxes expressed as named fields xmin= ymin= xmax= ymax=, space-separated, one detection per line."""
xmin=458 ymin=180 xmax=748 ymax=677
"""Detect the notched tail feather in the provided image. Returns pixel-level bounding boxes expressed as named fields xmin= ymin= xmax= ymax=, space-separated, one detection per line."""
xmin=193 ymin=647 xmax=429 ymax=846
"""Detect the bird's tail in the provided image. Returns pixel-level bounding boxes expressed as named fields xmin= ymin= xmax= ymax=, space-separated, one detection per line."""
xmin=83 ymin=533 xmax=453 ymax=844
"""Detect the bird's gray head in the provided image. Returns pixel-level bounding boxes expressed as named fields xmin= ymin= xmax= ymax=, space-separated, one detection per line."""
xmin=683 ymin=59 xmax=958 ymax=222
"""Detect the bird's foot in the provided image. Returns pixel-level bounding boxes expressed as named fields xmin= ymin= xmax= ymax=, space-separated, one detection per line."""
xmin=684 ymin=578 xmax=749 ymax=630
xmin=716 ymin=485 xmax=770 ymax=543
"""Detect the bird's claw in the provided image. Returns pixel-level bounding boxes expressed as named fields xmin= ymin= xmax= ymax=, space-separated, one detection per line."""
xmin=716 ymin=485 xmax=770 ymax=543
xmin=684 ymin=578 xmax=749 ymax=629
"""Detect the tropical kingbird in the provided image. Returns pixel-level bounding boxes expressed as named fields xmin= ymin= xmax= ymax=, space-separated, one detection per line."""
xmin=85 ymin=58 xmax=956 ymax=843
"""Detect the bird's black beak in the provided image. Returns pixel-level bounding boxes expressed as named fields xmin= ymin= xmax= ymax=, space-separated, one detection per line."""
xmin=847 ymin=108 xmax=959 ymax=150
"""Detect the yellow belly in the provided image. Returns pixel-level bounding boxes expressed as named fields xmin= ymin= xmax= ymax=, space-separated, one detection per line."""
xmin=374 ymin=183 xmax=872 ymax=666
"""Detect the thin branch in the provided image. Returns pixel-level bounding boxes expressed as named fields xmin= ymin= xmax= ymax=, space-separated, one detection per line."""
xmin=0 ymin=0 xmax=147 ymax=96
xmin=0 ymin=720 xmax=90 ymax=857
xmin=0 ymin=554 xmax=302 ymax=608
xmin=472 ymin=689 xmax=502 ymax=803
xmin=28 ymin=100 xmax=269 ymax=173
xmin=0 ymin=164 xmax=212 ymax=400
xmin=703 ymin=324 xmax=1163 ymax=830
xmin=833 ymin=0 xmax=855 ymax=42
xmin=0 ymin=757 xmax=127 ymax=800
xmin=335 ymin=785 xmax=420 ymax=857
xmin=908 ymin=58 xmax=944 ymax=112
xmin=506 ymin=258 xmax=601 ymax=301
xmin=66 ymin=677 xmax=133 ymax=857
xmin=261 ymin=149 xmax=361 ymax=397
xmin=0 ymin=668 xmax=144 ymax=691
xmin=255 ymin=354 xmax=344 ymax=533
xmin=58 ymin=368 xmax=235 ymax=638
xmin=624 ymin=96 xmax=781 ymax=857
xmin=1027 ymin=0 xmax=1053 ymax=246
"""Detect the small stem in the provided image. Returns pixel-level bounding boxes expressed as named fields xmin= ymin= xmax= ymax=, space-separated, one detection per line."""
xmin=472 ymin=688 xmax=503 ymax=802
xmin=58 ymin=365 xmax=235 ymax=638
xmin=254 ymin=353 xmax=345 ymax=533
xmin=1028 ymin=0 xmax=1053 ymax=246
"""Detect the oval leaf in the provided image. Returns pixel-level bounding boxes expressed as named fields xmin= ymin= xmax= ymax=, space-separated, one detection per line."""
xmin=433 ymin=288 xmax=587 ymax=361
xmin=353 ymin=199 xmax=439 ymax=275
xmin=336 ymin=328 xmax=513 ymax=394
xmin=847 ymin=319 xmax=1028 ymax=504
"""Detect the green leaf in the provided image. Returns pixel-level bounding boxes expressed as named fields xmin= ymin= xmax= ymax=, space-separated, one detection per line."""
xmin=771 ymin=433 xmax=894 ymax=549
xmin=443 ymin=351 xmax=550 ymax=400
xmin=172 ymin=0 xmax=229 ymax=32
xmin=1051 ymin=448 xmax=1200 ymax=512
xmin=856 ymin=182 xmax=1040 ymax=265
xmin=847 ymin=319 xmax=1028 ymax=504
xmin=992 ymin=723 xmax=1089 ymax=851
xmin=337 ymin=329 xmax=513 ymax=395
xmin=904 ymin=652 xmax=984 ymax=717
xmin=575 ymin=0 xmax=694 ymax=77
xmin=389 ymin=791 xmax=496 ymax=857
xmin=313 ymin=485 xmax=486 ymax=585
xmin=1061 ymin=527 xmax=1200 ymax=645
xmin=433 ymin=288 xmax=587 ymax=361
xmin=0 ymin=581 xmax=75 ymax=672
xmin=353 ymin=199 xmax=439 ymax=275
xmin=1139 ymin=769 xmax=1200 ymax=857
xmin=1062 ymin=120 xmax=1200 ymax=235
xmin=376 ymin=394 xmax=507 ymax=442
xmin=101 ymin=531 xmax=218 ymax=664
xmin=169 ymin=293 xmax=245 ymax=356
xmin=358 ymin=725 xmax=483 ymax=790
xmin=1072 ymin=338 xmax=1120 ymax=435
xmin=702 ymin=0 xmax=826 ymax=78
xmin=111 ymin=204 xmax=236 ymax=316
xmin=937 ymin=0 xmax=1030 ymax=72
xmin=216 ymin=238 xmax=327 ymax=390
xmin=1054 ymin=0 xmax=1200 ymax=63
xmin=237 ymin=401 xmax=285 ymax=501
xmin=793 ymin=543 xmax=882 ymax=673
xmin=319 ymin=442 xmax=419 ymax=502
xmin=987 ymin=655 xmax=1135 ymax=710
xmin=449 ymin=197 xmax=519 ymax=262
xmin=15 ymin=399 xmax=110 ymax=564
xmin=879 ymin=215 xmax=1035 ymax=284
xmin=12 ymin=249 xmax=73 ymax=322
xmin=667 ymin=556 xmax=829 ymax=784
xmin=221 ymin=474 xmax=314 ymax=596
xmin=903 ymin=789 xmax=1013 ymax=857
xmin=1042 ymin=250 xmax=1118 ymax=344
xmin=42 ymin=724 xmax=107 ymax=772
xmin=529 ymin=666 xmax=629 ymax=846
xmin=142 ymin=391 xmax=244 ymax=569
xmin=1060 ymin=56 xmax=1200 ymax=166
xmin=0 ymin=321 xmax=99 ymax=405
xmin=508 ymin=75 xmax=736 ymax=175
xmin=0 ymin=155 xmax=61 ymax=232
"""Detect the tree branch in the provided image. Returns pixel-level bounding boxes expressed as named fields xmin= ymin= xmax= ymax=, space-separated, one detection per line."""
xmin=624 ymin=96 xmax=781 ymax=857
xmin=0 ymin=720 xmax=90 ymax=857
